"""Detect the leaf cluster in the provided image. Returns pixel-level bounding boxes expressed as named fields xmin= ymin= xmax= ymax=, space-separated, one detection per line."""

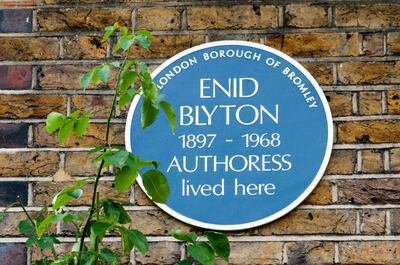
xmin=172 ymin=229 xmax=230 ymax=265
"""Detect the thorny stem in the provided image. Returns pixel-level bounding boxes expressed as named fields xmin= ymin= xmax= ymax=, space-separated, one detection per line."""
xmin=77 ymin=56 xmax=128 ymax=264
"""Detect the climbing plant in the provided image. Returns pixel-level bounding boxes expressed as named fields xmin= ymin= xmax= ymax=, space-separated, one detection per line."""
xmin=1 ymin=23 xmax=229 ymax=265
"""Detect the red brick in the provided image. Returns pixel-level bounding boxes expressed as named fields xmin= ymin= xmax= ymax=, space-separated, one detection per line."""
xmin=0 ymin=1 xmax=32 ymax=6
xmin=0 ymin=66 xmax=31 ymax=89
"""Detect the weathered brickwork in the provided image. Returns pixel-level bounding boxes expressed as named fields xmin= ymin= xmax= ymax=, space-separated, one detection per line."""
xmin=0 ymin=1 xmax=400 ymax=264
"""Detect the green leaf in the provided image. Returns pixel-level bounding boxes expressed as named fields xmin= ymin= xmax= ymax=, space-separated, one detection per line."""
xmin=118 ymin=93 xmax=133 ymax=110
xmin=37 ymin=214 xmax=55 ymax=237
xmin=141 ymin=96 xmax=159 ymax=130
xmin=103 ymin=149 xmax=129 ymax=166
xmin=188 ymin=242 xmax=215 ymax=265
xmin=179 ymin=260 xmax=192 ymax=265
xmin=118 ymin=227 xmax=148 ymax=254
xmin=50 ymin=213 xmax=68 ymax=223
xmin=52 ymin=182 xmax=86 ymax=210
xmin=119 ymin=227 xmax=133 ymax=252
xmin=90 ymin=222 xmax=110 ymax=251
xmin=99 ymin=248 xmax=120 ymax=264
xmin=80 ymin=252 xmax=96 ymax=265
xmin=137 ymin=61 xmax=148 ymax=74
xmin=67 ymin=188 xmax=83 ymax=199
xmin=58 ymin=119 xmax=75 ymax=144
xmin=142 ymin=169 xmax=170 ymax=204
xmin=26 ymin=235 xmax=37 ymax=247
xmin=80 ymin=70 xmax=94 ymax=91
xmin=0 ymin=212 xmax=4 ymax=223
xmin=142 ymin=81 xmax=158 ymax=99
xmin=119 ymin=71 xmax=138 ymax=92
xmin=159 ymin=101 xmax=177 ymax=133
xmin=74 ymin=115 xmax=89 ymax=139
xmin=126 ymin=155 xmax=139 ymax=172
xmin=101 ymin=199 xmax=131 ymax=224
xmin=50 ymin=255 xmax=74 ymax=265
xmin=18 ymin=219 xmax=35 ymax=234
xmin=37 ymin=236 xmax=59 ymax=249
xmin=135 ymin=30 xmax=153 ymax=49
xmin=115 ymin=165 xmax=138 ymax=193
xmin=135 ymin=30 xmax=153 ymax=40
xmin=135 ymin=34 xmax=150 ymax=49
xmin=109 ymin=61 xmax=121 ymax=68
xmin=46 ymin=112 xmax=64 ymax=134
xmin=127 ymin=229 xmax=148 ymax=255
xmin=95 ymin=64 xmax=111 ymax=85
xmin=36 ymin=259 xmax=53 ymax=265
xmin=204 ymin=231 xmax=230 ymax=261
xmin=119 ymin=35 xmax=135 ymax=51
xmin=63 ymin=213 xmax=83 ymax=223
xmin=103 ymin=23 xmax=119 ymax=42
xmin=119 ymin=27 xmax=128 ymax=36
xmin=88 ymin=146 xmax=105 ymax=154
xmin=171 ymin=229 xmax=197 ymax=243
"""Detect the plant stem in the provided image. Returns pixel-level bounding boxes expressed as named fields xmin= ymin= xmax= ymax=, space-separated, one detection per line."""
xmin=77 ymin=56 xmax=127 ymax=264
xmin=16 ymin=196 xmax=35 ymax=227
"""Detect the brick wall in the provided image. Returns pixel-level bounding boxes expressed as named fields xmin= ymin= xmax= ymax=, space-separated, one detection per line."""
xmin=0 ymin=0 xmax=400 ymax=264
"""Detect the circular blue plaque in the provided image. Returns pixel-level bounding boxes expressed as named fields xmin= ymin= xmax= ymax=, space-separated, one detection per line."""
xmin=126 ymin=41 xmax=333 ymax=230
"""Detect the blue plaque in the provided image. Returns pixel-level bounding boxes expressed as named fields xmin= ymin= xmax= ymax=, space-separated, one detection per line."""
xmin=125 ymin=41 xmax=333 ymax=230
